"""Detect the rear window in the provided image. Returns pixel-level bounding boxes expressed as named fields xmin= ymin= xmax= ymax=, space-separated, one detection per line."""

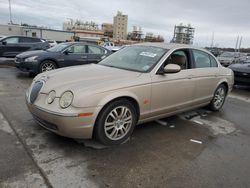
xmin=193 ymin=49 xmax=217 ymax=68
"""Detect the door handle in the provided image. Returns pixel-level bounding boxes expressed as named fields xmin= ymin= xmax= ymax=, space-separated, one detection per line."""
xmin=188 ymin=75 xmax=193 ymax=79
xmin=81 ymin=56 xmax=87 ymax=59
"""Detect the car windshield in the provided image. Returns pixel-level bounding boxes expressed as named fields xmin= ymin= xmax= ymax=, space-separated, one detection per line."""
xmin=99 ymin=46 xmax=167 ymax=72
xmin=47 ymin=43 xmax=69 ymax=52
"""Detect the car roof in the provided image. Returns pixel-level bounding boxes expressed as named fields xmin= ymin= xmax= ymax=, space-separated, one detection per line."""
xmin=133 ymin=42 xmax=214 ymax=55
xmin=133 ymin=42 xmax=194 ymax=49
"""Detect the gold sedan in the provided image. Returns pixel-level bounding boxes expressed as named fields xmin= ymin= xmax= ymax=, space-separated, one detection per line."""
xmin=26 ymin=43 xmax=234 ymax=145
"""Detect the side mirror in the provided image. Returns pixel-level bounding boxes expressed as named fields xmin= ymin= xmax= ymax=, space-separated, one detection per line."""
xmin=2 ymin=41 xmax=7 ymax=45
xmin=163 ymin=64 xmax=181 ymax=74
xmin=63 ymin=49 xmax=72 ymax=55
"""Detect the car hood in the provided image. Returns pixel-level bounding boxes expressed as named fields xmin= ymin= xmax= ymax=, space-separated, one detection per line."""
xmin=36 ymin=64 xmax=143 ymax=95
xmin=16 ymin=50 xmax=51 ymax=58
xmin=229 ymin=63 xmax=250 ymax=73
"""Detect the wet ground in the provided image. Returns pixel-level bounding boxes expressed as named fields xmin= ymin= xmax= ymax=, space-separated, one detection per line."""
xmin=1 ymin=64 xmax=250 ymax=188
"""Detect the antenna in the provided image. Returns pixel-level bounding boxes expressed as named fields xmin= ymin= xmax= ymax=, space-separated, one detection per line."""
xmin=8 ymin=0 xmax=13 ymax=24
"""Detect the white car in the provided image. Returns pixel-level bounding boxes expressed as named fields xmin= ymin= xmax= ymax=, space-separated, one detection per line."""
xmin=47 ymin=40 xmax=57 ymax=47
xmin=217 ymin=52 xmax=240 ymax=66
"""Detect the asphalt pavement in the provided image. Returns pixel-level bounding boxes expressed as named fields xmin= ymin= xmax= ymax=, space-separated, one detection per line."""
xmin=1 ymin=64 xmax=250 ymax=188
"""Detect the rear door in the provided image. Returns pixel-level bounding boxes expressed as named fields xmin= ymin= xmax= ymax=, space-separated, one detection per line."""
xmin=62 ymin=44 xmax=88 ymax=66
xmin=17 ymin=37 xmax=36 ymax=52
xmin=191 ymin=49 xmax=220 ymax=104
xmin=87 ymin=45 xmax=107 ymax=64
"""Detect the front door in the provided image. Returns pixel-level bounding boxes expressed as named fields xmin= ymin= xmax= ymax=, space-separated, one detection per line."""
xmin=150 ymin=49 xmax=196 ymax=116
xmin=0 ymin=37 xmax=20 ymax=57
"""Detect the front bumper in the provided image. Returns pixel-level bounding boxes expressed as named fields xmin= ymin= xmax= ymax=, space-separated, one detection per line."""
xmin=15 ymin=57 xmax=37 ymax=73
xmin=26 ymin=95 xmax=102 ymax=139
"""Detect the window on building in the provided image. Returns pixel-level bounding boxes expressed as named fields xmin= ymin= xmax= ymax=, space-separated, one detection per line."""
xmin=32 ymin=32 xmax=37 ymax=37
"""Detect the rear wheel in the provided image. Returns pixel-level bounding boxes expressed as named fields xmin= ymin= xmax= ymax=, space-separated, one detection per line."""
xmin=94 ymin=99 xmax=137 ymax=145
xmin=39 ymin=60 xmax=57 ymax=73
xmin=208 ymin=84 xmax=227 ymax=111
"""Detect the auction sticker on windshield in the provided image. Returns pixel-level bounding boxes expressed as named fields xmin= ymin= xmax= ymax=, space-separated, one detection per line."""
xmin=140 ymin=52 xmax=157 ymax=58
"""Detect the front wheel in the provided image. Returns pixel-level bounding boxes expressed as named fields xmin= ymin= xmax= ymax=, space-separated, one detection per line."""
xmin=39 ymin=60 xmax=57 ymax=73
xmin=94 ymin=99 xmax=137 ymax=145
xmin=208 ymin=84 xmax=227 ymax=111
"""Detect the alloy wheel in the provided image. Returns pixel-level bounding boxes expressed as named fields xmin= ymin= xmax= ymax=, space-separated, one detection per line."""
xmin=104 ymin=106 xmax=132 ymax=141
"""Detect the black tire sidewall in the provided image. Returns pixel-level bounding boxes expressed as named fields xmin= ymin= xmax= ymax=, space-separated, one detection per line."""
xmin=209 ymin=84 xmax=227 ymax=111
xmin=39 ymin=60 xmax=57 ymax=73
xmin=94 ymin=99 xmax=137 ymax=145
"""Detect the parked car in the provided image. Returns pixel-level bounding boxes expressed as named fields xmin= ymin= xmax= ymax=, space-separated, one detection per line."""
xmin=229 ymin=60 xmax=250 ymax=85
xmin=0 ymin=35 xmax=6 ymax=39
xmin=47 ymin=39 xmax=57 ymax=47
xmin=102 ymin=41 xmax=121 ymax=52
xmin=217 ymin=51 xmax=240 ymax=66
xmin=26 ymin=43 xmax=234 ymax=145
xmin=0 ymin=36 xmax=49 ymax=57
xmin=15 ymin=42 xmax=111 ymax=75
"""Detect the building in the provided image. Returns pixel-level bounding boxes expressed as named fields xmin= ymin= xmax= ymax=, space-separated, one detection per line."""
xmin=63 ymin=19 xmax=104 ymax=38
xmin=101 ymin=23 xmax=113 ymax=38
xmin=172 ymin=24 xmax=195 ymax=44
xmin=113 ymin=11 xmax=128 ymax=40
xmin=0 ymin=24 xmax=74 ymax=42
xmin=128 ymin=26 xmax=143 ymax=41
xmin=144 ymin=32 xmax=164 ymax=42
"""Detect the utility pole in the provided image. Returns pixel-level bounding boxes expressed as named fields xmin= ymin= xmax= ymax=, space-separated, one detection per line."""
xmin=210 ymin=32 xmax=214 ymax=48
xmin=235 ymin=36 xmax=239 ymax=53
xmin=238 ymin=36 xmax=242 ymax=53
xmin=8 ymin=0 xmax=13 ymax=24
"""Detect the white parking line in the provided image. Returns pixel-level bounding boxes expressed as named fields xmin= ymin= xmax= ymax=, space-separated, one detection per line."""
xmin=229 ymin=93 xmax=250 ymax=103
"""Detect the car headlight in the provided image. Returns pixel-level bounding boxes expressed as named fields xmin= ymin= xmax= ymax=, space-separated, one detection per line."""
xmin=47 ymin=90 xmax=56 ymax=104
xmin=24 ymin=56 xmax=38 ymax=63
xmin=59 ymin=91 xmax=73 ymax=108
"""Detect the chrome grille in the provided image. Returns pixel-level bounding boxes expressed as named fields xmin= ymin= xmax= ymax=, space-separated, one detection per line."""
xmin=30 ymin=81 xmax=43 ymax=104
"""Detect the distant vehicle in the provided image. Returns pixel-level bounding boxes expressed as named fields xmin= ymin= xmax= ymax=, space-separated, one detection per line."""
xmin=0 ymin=36 xmax=50 ymax=57
xmin=47 ymin=39 xmax=57 ymax=47
xmin=15 ymin=42 xmax=111 ymax=75
xmin=0 ymin=35 xmax=6 ymax=39
xmin=102 ymin=42 xmax=121 ymax=52
xmin=26 ymin=43 xmax=233 ymax=145
xmin=229 ymin=60 xmax=250 ymax=85
xmin=217 ymin=52 xmax=240 ymax=66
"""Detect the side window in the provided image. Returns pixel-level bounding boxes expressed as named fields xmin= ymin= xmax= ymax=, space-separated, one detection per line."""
xmin=19 ymin=37 xmax=32 ymax=43
xmin=210 ymin=55 xmax=218 ymax=67
xmin=193 ymin=50 xmax=211 ymax=68
xmin=165 ymin=50 xmax=188 ymax=70
xmin=88 ymin=45 xmax=105 ymax=54
xmin=67 ymin=45 xmax=86 ymax=54
xmin=3 ymin=37 xmax=19 ymax=44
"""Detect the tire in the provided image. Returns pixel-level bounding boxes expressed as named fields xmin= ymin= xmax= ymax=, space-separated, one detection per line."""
xmin=39 ymin=60 xmax=57 ymax=73
xmin=29 ymin=72 xmax=36 ymax=77
xmin=208 ymin=84 xmax=227 ymax=111
xmin=94 ymin=99 xmax=138 ymax=145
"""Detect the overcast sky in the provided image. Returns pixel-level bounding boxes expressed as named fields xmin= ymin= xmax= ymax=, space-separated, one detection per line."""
xmin=0 ymin=0 xmax=250 ymax=47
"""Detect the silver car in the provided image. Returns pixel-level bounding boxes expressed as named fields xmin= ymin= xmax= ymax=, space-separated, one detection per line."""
xmin=26 ymin=43 xmax=234 ymax=145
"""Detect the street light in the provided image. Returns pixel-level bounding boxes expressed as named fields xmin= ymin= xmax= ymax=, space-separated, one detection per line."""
xmin=9 ymin=0 xmax=13 ymax=24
